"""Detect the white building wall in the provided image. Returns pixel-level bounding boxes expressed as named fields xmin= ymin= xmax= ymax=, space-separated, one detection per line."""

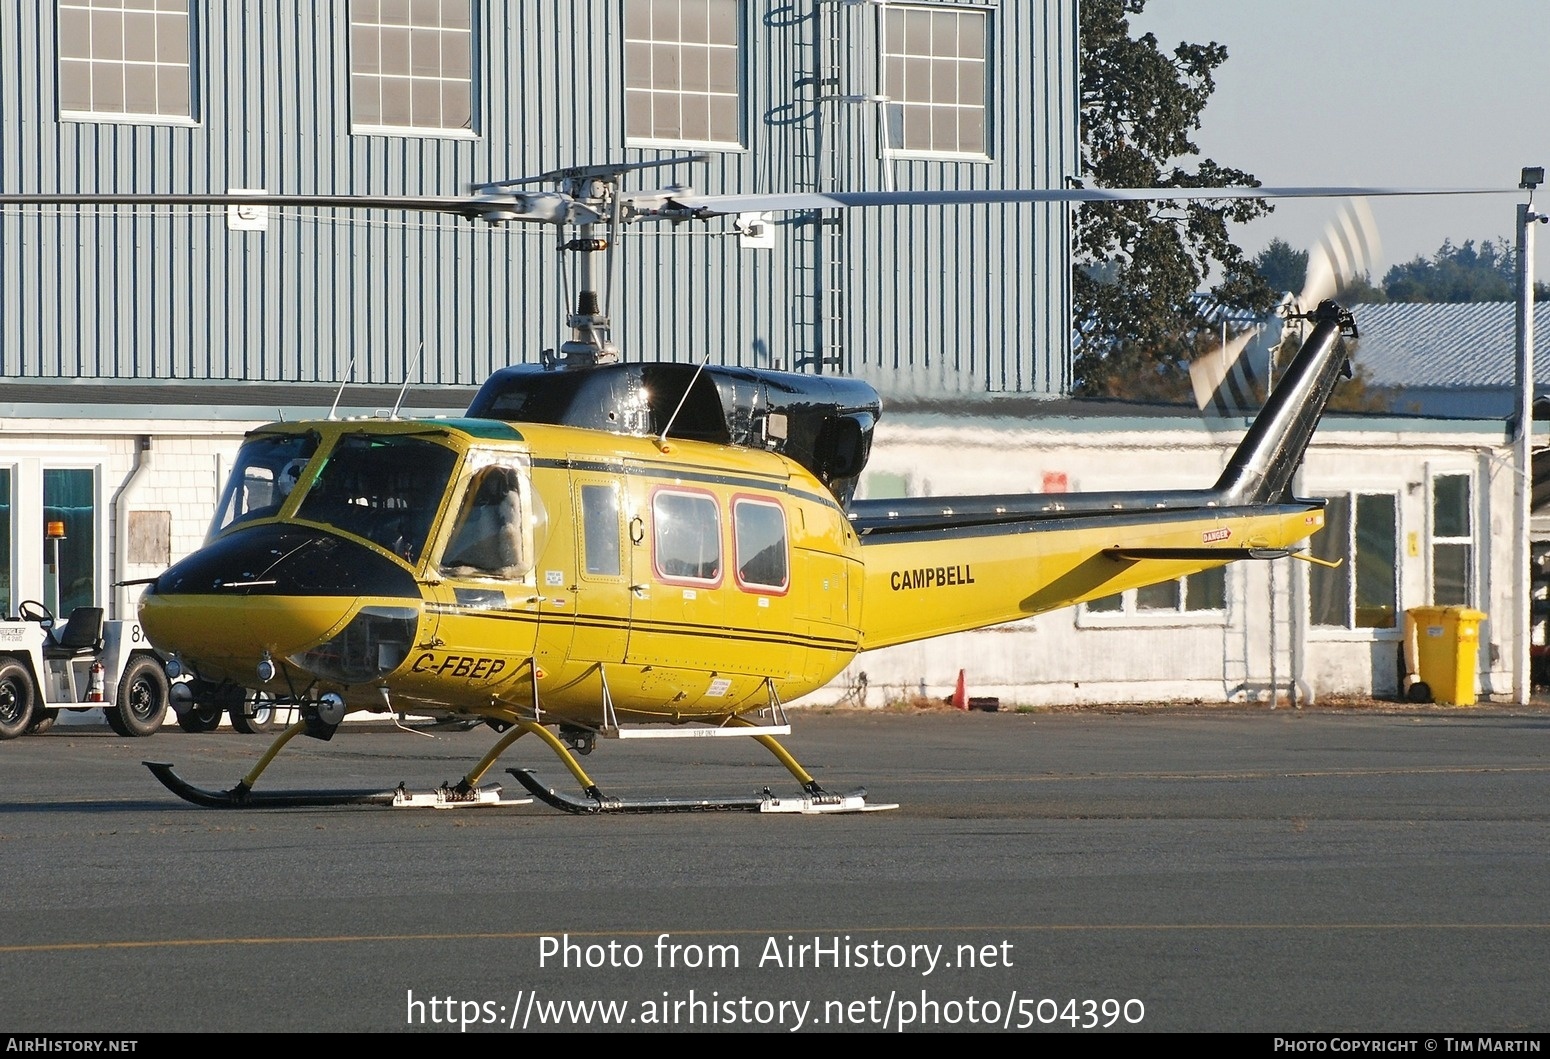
xmin=2 ymin=419 xmax=255 ymax=621
xmin=822 ymin=414 xmax=1517 ymax=707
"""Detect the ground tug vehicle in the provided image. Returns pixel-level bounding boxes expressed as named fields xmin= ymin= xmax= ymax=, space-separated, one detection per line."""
xmin=0 ymin=601 xmax=169 ymax=739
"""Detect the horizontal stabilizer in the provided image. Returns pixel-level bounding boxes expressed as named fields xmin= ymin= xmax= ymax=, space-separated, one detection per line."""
xmin=1105 ymin=547 xmax=1291 ymax=562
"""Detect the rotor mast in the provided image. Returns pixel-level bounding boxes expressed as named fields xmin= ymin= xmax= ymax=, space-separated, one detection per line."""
xmin=472 ymin=155 xmax=705 ymax=370
xmin=556 ymin=173 xmax=618 ymax=368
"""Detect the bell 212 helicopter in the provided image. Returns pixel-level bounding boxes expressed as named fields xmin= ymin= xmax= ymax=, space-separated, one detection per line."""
xmin=0 ymin=163 xmax=1514 ymax=813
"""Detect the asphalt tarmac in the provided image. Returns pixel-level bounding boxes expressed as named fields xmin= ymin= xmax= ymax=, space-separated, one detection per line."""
xmin=3 ymin=705 xmax=1548 ymax=1034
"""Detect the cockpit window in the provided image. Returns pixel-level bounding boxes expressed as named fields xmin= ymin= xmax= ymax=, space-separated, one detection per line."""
xmin=439 ymin=457 xmax=536 ymax=581
xmin=295 ymin=434 xmax=458 ymax=564
xmin=210 ymin=432 xmax=319 ymax=539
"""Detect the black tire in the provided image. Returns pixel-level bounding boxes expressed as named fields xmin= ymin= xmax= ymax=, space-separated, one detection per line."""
xmin=0 ymin=658 xmax=37 ymax=740
xmin=26 ymin=708 xmax=59 ymax=735
xmin=229 ymin=692 xmax=278 ymax=735
xmin=106 ymin=655 xmax=170 ymax=737
xmin=175 ymin=699 xmax=223 ymax=733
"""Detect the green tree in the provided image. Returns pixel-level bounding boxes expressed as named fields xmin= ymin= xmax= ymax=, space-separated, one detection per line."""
xmin=1251 ymin=238 xmax=1387 ymax=303
xmin=1252 ymin=238 xmax=1308 ymax=296
xmin=1074 ymin=0 xmax=1277 ymax=399
xmin=1378 ymin=238 xmax=1550 ymax=302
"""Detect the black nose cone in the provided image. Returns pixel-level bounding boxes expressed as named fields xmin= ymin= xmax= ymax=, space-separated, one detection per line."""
xmin=155 ymin=524 xmax=420 ymax=598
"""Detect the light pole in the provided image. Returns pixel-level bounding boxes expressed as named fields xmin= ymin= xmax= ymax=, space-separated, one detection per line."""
xmin=1515 ymin=166 xmax=1545 ymax=704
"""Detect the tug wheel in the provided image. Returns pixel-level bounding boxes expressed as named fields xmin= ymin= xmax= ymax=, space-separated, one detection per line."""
xmin=106 ymin=655 xmax=170 ymax=737
xmin=26 ymin=708 xmax=59 ymax=735
xmin=0 ymin=658 xmax=37 ymax=740
xmin=230 ymin=692 xmax=278 ymax=735
xmin=176 ymin=700 xmax=224 ymax=733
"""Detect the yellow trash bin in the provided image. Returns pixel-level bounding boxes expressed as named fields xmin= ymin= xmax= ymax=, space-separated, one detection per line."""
xmin=1404 ymin=606 xmax=1486 ymax=706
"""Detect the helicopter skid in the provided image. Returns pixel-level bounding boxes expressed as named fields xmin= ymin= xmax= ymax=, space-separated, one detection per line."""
xmin=145 ymin=761 xmax=399 ymax=808
xmin=145 ymin=761 xmax=533 ymax=810
xmin=506 ymin=768 xmax=897 ymax=815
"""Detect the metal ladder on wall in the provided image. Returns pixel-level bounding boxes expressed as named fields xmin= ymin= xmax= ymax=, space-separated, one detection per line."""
xmin=791 ymin=1 xmax=849 ymax=374
xmin=1222 ymin=560 xmax=1299 ymax=705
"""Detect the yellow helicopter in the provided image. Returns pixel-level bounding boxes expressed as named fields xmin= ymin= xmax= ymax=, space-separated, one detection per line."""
xmin=0 ymin=164 xmax=1513 ymax=812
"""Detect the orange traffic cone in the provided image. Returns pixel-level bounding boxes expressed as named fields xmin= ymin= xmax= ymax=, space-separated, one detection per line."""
xmin=952 ymin=669 xmax=968 ymax=710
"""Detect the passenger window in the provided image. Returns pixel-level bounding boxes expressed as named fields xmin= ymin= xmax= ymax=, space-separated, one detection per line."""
xmin=440 ymin=464 xmax=532 ymax=579
xmin=580 ymin=483 xmax=622 ymax=577
xmin=653 ymin=490 xmax=721 ymax=583
xmin=733 ymin=498 xmax=787 ymax=591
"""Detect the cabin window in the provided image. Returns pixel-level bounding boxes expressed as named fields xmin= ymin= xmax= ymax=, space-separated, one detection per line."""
xmin=624 ymin=0 xmax=742 ymax=148
xmin=439 ymin=461 xmax=535 ymax=580
xmin=653 ymin=489 xmax=721 ymax=584
xmin=1310 ymin=493 xmax=1398 ymax=630
xmin=883 ymin=4 xmax=989 ymax=158
xmin=579 ymin=483 xmax=622 ymax=578
xmin=210 ymin=432 xmax=320 ymax=539
xmin=297 ymin=434 xmax=458 ymax=564
xmin=733 ymin=497 xmax=788 ymax=592
xmin=58 ymin=0 xmax=194 ymax=122
xmin=350 ymin=0 xmax=474 ymax=135
xmin=1430 ymin=473 xmax=1473 ymax=606
xmin=43 ymin=468 xmax=97 ymax=615
xmin=1083 ymin=568 xmax=1227 ymax=619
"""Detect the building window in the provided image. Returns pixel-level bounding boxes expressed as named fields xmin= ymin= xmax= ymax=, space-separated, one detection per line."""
xmin=350 ymin=0 xmax=473 ymax=135
xmin=1084 ymin=568 xmax=1227 ymax=618
xmin=57 ymin=0 xmax=193 ymax=121
xmin=43 ymin=469 xmax=97 ymax=615
xmin=883 ymin=4 xmax=989 ymax=157
xmin=1309 ymin=493 xmax=1398 ymax=630
xmin=624 ymin=0 xmax=742 ymax=147
xmin=1431 ymin=473 xmax=1472 ymax=605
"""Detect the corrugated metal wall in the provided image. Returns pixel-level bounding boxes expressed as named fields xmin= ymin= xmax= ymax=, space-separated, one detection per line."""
xmin=0 ymin=1 xmax=1077 ymax=398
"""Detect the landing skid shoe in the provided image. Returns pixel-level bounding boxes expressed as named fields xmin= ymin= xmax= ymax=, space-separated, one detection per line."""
xmin=391 ymin=782 xmax=532 ymax=810
xmin=759 ymin=789 xmax=898 ymax=814
xmin=507 ymin=769 xmax=898 ymax=815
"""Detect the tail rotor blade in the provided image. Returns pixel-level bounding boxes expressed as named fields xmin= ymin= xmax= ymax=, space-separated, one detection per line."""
xmin=1190 ymin=328 xmax=1260 ymax=415
xmin=1298 ymin=199 xmax=1381 ymax=308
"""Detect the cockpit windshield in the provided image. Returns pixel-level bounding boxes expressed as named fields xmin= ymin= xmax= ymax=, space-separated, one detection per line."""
xmin=295 ymin=433 xmax=459 ymax=564
xmin=209 ymin=432 xmax=320 ymax=540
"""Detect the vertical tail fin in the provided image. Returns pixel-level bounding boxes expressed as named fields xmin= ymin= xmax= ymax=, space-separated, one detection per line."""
xmin=1213 ymin=301 xmax=1356 ymax=506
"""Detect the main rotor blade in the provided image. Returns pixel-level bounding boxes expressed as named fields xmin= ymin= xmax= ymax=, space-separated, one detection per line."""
xmin=664 ymin=185 xmax=1515 ymax=217
xmin=0 ymin=190 xmax=586 ymax=224
xmin=0 ymin=192 xmax=472 ymax=211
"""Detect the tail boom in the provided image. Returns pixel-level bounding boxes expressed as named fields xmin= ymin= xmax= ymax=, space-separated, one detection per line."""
xmin=858 ymin=501 xmax=1324 ymax=650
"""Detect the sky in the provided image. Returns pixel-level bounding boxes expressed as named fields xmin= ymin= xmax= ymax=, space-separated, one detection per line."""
xmin=1132 ymin=0 xmax=1549 ymax=284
